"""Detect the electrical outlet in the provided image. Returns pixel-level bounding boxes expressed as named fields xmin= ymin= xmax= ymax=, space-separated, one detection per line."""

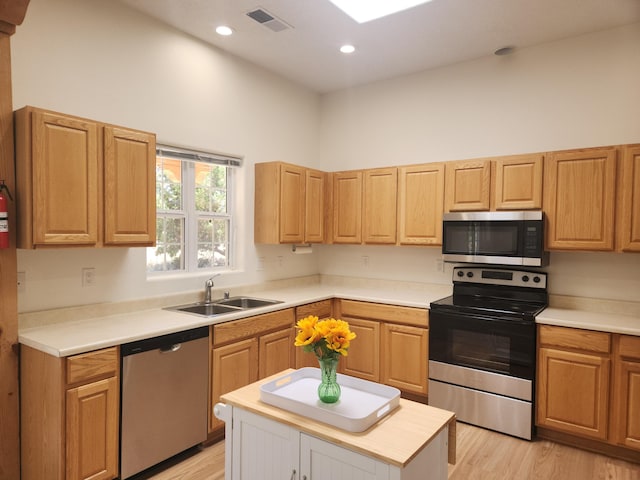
xmin=435 ymin=258 xmax=444 ymax=272
xmin=362 ymin=256 xmax=370 ymax=267
xmin=17 ymin=271 xmax=26 ymax=293
xmin=82 ymin=267 xmax=96 ymax=287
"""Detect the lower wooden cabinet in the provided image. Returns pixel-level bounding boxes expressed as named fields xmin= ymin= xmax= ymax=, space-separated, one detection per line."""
xmin=66 ymin=377 xmax=119 ymax=480
xmin=21 ymin=346 xmax=120 ymax=480
xmin=339 ymin=317 xmax=381 ymax=382
xmin=381 ymin=323 xmax=428 ymax=395
xmin=209 ymin=309 xmax=295 ymax=433
xmin=537 ymin=325 xmax=640 ymax=456
xmin=612 ymin=335 xmax=640 ymax=450
xmin=336 ymin=299 xmax=428 ymax=398
xmin=537 ymin=336 xmax=611 ymax=440
xmin=294 ymin=300 xmax=333 ymax=369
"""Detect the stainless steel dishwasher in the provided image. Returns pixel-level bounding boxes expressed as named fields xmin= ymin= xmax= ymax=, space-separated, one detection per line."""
xmin=120 ymin=326 xmax=209 ymax=479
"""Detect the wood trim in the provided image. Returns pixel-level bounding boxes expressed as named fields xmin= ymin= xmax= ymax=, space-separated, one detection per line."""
xmin=213 ymin=308 xmax=295 ymax=346
xmin=66 ymin=346 xmax=118 ymax=386
xmin=20 ymin=346 xmax=66 ymax=480
xmin=337 ymin=299 xmax=427 ymax=327
xmin=0 ymin=31 xmax=20 ymax=480
xmin=537 ymin=426 xmax=640 ymax=464
xmin=0 ymin=1 xmax=29 ymax=35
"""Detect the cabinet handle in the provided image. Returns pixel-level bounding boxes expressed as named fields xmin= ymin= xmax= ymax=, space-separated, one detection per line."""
xmin=290 ymin=469 xmax=296 ymax=480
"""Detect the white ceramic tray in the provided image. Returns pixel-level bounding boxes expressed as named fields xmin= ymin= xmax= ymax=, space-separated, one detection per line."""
xmin=259 ymin=367 xmax=401 ymax=432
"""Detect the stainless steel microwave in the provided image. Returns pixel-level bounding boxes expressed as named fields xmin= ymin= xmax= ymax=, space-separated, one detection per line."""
xmin=442 ymin=211 xmax=548 ymax=266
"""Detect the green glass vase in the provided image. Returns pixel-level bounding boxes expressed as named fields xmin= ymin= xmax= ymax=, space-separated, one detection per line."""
xmin=317 ymin=356 xmax=341 ymax=403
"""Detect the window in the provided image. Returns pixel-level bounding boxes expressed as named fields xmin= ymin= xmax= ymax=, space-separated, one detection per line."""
xmin=147 ymin=145 xmax=241 ymax=274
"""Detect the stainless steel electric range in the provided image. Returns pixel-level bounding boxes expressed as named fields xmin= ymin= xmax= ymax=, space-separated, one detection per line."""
xmin=428 ymin=266 xmax=548 ymax=440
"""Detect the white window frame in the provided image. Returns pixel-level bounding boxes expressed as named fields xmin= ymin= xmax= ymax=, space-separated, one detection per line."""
xmin=148 ymin=145 xmax=242 ymax=275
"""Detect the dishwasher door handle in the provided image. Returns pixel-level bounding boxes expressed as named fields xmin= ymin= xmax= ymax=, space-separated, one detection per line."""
xmin=160 ymin=343 xmax=182 ymax=353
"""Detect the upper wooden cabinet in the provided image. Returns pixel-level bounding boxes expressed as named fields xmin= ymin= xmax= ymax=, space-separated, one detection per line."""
xmin=14 ymin=106 xmax=156 ymax=248
xmin=444 ymin=159 xmax=491 ymax=211
xmin=493 ymin=154 xmax=543 ymax=210
xmin=103 ymin=126 xmax=156 ymax=245
xmin=445 ymin=155 xmax=543 ymax=212
xmin=254 ymin=162 xmax=325 ymax=244
xmin=544 ymin=147 xmax=617 ymax=251
xmin=331 ymin=170 xmax=363 ymax=244
xmin=398 ymin=163 xmax=445 ymax=245
xmin=618 ymin=144 xmax=640 ymax=252
xmin=363 ymin=167 xmax=397 ymax=244
xmin=304 ymin=168 xmax=326 ymax=243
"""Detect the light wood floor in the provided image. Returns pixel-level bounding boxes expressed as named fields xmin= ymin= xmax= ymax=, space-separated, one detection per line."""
xmin=143 ymin=423 xmax=639 ymax=480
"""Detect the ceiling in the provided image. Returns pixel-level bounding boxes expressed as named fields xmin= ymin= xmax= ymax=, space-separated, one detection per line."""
xmin=118 ymin=0 xmax=640 ymax=93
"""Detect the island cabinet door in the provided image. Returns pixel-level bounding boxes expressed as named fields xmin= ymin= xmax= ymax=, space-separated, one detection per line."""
xmin=229 ymin=408 xmax=299 ymax=480
xmin=300 ymin=434 xmax=390 ymax=480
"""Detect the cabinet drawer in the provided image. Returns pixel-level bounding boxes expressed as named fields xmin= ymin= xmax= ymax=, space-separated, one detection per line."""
xmin=618 ymin=335 xmax=640 ymax=360
xmin=338 ymin=299 xmax=427 ymax=327
xmin=538 ymin=325 xmax=610 ymax=354
xmin=213 ymin=308 xmax=295 ymax=346
xmin=66 ymin=347 xmax=118 ymax=385
xmin=296 ymin=300 xmax=332 ymax=320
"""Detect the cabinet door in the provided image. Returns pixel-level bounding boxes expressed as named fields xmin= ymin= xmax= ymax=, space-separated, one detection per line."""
xmin=305 ymin=168 xmax=325 ymax=243
xmin=339 ymin=318 xmax=380 ymax=382
xmin=544 ymin=147 xmax=617 ymax=250
xmin=493 ymin=154 xmax=543 ymax=210
xmin=230 ymin=408 xmax=299 ymax=480
xmin=332 ymin=171 xmax=363 ymax=244
xmin=300 ymin=433 xmax=390 ymax=480
xmin=31 ymin=110 xmax=99 ymax=246
xmin=295 ymin=300 xmax=333 ymax=369
xmin=381 ymin=324 xmax=428 ymax=395
xmin=211 ymin=338 xmax=259 ymax=431
xmin=444 ymin=159 xmax=490 ymax=212
xmin=363 ymin=167 xmax=397 ymax=244
xmin=612 ymin=335 xmax=640 ymax=451
xmin=259 ymin=328 xmax=294 ymax=379
xmin=618 ymin=145 xmax=640 ymax=252
xmin=103 ymin=126 xmax=156 ymax=245
xmin=280 ymin=163 xmax=306 ymax=243
xmin=66 ymin=377 xmax=119 ymax=480
xmin=398 ymin=163 xmax=444 ymax=245
xmin=537 ymin=347 xmax=610 ymax=440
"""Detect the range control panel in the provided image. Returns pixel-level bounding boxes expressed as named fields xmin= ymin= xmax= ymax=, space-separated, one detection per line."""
xmin=452 ymin=266 xmax=547 ymax=289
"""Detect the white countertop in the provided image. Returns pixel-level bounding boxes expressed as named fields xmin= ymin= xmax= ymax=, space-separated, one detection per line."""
xmin=19 ymin=282 xmax=452 ymax=357
xmin=19 ymin=279 xmax=640 ymax=357
xmin=536 ymin=307 xmax=640 ymax=336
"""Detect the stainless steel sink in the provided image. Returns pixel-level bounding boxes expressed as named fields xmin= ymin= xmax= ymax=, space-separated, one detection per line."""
xmin=171 ymin=303 xmax=242 ymax=316
xmin=166 ymin=296 xmax=282 ymax=317
xmin=215 ymin=296 xmax=283 ymax=309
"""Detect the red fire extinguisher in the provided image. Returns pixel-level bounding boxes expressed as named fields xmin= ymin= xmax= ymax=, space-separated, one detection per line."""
xmin=0 ymin=180 xmax=13 ymax=249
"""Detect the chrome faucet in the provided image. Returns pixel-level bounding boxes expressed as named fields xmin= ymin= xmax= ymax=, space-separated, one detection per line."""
xmin=204 ymin=274 xmax=221 ymax=303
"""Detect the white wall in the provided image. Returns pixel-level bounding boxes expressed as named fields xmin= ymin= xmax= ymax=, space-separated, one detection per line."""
xmin=12 ymin=0 xmax=321 ymax=312
xmin=317 ymin=23 xmax=640 ymax=302
xmin=12 ymin=0 xmax=640 ymax=311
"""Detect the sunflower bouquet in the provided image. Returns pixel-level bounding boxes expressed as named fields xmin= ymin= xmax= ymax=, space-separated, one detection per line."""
xmin=294 ymin=315 xmax=356 ymax=360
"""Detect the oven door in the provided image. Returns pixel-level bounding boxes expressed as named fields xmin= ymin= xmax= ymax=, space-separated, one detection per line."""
xmin=429 ymin=309 xmax=536 ymax=380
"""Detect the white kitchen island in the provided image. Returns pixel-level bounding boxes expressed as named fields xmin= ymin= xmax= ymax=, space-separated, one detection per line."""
xmin=216 ymin=369 xmax=456 ymax=480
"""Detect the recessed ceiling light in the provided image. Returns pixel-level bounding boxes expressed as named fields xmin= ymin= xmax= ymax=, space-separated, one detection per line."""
xmin=328 ymin=0 xmax=433 ymax=23
xmin=215 ymin=25 xmax=234 ymax=36
xmin=340 ymin=44 xmax=356 ymax=54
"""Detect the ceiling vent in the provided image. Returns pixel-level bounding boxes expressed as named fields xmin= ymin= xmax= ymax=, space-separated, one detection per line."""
xmin=246 ymin=7 xmax=292 ymax=32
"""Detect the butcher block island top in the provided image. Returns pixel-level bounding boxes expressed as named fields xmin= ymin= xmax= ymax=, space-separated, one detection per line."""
xmin=219 ymin=369 xmax=456 ymax=468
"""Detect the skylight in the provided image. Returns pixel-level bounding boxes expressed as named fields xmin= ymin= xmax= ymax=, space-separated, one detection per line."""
xmin=328 ymin=0 xmax=433 ymax=23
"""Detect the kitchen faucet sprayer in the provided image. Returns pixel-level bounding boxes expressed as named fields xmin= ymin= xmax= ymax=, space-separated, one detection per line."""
xmin=204 ymin=273 xmax=221 ymax=303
